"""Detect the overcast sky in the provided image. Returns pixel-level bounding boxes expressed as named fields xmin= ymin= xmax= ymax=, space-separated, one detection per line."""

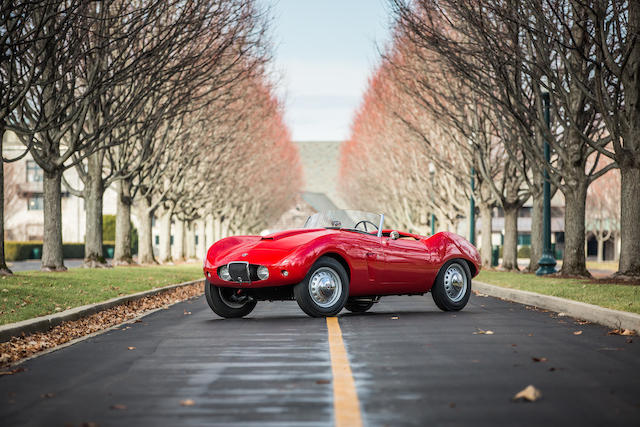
xmin=267 ymin=0 xmax=392 ymax=142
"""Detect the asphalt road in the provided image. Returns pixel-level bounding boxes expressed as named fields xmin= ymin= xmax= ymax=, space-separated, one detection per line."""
xmin=1 ymin=291 xmax=639 ymax=426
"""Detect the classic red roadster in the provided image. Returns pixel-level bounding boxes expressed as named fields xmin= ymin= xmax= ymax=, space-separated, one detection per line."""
xmin=203 ymin=210 xmax=481 ymax=318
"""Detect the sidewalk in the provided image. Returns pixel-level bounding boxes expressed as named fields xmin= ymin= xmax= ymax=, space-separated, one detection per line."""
xmin=7 ymin=259 xmax=89 ymax=272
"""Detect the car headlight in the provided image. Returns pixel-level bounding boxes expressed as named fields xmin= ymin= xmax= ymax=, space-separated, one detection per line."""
xmin=219 ymin=265 xmax=231 ymax=281
xmin=257 ymin=265 xmax=269 ymax=280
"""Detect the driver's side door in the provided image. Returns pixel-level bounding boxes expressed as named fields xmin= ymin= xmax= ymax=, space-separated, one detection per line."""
xmin=379 ymin=235 xmax=430 ymax=292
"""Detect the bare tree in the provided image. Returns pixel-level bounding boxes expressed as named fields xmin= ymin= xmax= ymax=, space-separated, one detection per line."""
xmin=577 ymin=0 xmax=640 ymax=277
xmin=1 ymin=1 xmax=59 ymax=274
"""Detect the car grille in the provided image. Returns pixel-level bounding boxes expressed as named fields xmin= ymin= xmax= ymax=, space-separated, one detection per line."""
xmin=228 ymin=262 xmax=251 ymax=283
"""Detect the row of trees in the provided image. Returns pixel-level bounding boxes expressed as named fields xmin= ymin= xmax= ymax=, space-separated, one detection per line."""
xmin=341 ymin=0 xmax=637 ymax=277
xmin=1 ymin=0 xmax=300 ymax=273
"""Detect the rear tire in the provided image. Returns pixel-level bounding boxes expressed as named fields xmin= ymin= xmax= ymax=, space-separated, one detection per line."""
xmin=294 ymin=257 xmax=349 ymax=317
xmin=431 ymin=260 xmax=472 ymax=311
xmin=344 ymin=299 xmax=375 ymax=313
xmin=205 ymin=280 xmax=257 ymax=318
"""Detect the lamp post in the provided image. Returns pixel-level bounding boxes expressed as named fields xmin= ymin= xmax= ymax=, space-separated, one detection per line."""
xmin=536 ymin=82 xmax=557 ymax=275
xmin=470 ymin=167 xmax=476 ymax=246
xmin=429 ymin=162 xmax=435 ymax=235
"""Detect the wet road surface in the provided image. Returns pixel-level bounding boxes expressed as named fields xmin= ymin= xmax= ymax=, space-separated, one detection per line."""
xmin=1 ymin=291 xmax=639 ymax=426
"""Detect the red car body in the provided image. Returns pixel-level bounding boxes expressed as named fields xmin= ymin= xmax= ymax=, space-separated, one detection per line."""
xmin=203 ymin=228 xmax=480 ymax=297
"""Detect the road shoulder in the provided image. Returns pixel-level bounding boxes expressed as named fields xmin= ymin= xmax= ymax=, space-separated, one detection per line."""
xmin=474 ymin=280 xmax=640 ymax=333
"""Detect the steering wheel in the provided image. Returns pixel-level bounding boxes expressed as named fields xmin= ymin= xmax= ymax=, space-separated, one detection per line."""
xmin=354 ymin=220 xmax=379 ymax=233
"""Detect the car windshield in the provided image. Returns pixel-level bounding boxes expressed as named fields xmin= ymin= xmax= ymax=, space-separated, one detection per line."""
xmin=303 ymin=210 xmax=384 ymax=236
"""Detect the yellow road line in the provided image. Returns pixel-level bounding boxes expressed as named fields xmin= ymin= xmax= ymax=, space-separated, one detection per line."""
xmin=326 ymin=316 xmax=363 ymax=427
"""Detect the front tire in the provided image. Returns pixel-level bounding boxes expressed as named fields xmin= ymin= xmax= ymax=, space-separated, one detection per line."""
xmin=431 ymin=260 xmax=472 ymax=311
xmin=294 ymin=257 xmax=349 ymax=317
xmin=205 ymin=280 xmax=257 ymax=318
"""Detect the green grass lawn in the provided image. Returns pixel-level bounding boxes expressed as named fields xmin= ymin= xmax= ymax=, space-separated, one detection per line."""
xmin=0 ymin=265 xmax=203 ymax=326
xmin=476 ymin=270 xmax=640 ymax=314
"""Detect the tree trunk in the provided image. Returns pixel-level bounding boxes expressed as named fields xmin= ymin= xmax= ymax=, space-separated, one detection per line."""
xmin=617 ymin=166 xmax=640 ymax=276
xmin=174 ymin=218 xmax=185 ymax=261
xmin=597 ymin=237 xmax=604 ymax=263
xmin=136 ymin=198 xmax=156 ymax=264
xmin=527 ymin=191 xmax=543 ymax=272
xmin=214 ymin=216 xmax=222 ymax=241
xmin=83 ymin=153 xmax=106 ymax=267
xmin=205 ymin=214 xmax=214 ymax=250
xmin=159 ymin=208 xmax=173 ymax=263
xmin=560 ymin=182 xmax=590 ymax=276
xmin=0 ymin=128 xmax=12 ymax=276
xmin=41 ymin=168 xmax=66 ymax=271
xmin=502 ymin=205 xmax=519 ymax=271
xmin=114 ymin=179 xmax=134 ymax=265
xmin=185 ymin=221 xmax=195 ymax=259
xmin=222 ymin=219 xmax=229 ymax=239
xmin=479 ymin=203 xmax=492 ymax=267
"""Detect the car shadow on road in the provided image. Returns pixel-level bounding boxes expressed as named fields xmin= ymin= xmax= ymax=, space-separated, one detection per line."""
xmin=339 ymin=310 xmax=471 ymax=318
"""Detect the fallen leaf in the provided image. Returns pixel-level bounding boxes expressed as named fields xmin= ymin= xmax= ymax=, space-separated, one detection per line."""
xmin=557 ymin=312 xmax=567 ymax=317
xmin=626 ymin=337 xmax=633 ymax=344
xmin=180 ymin=399 xmax=195 ymax=406
xmin=183 ymin=310 xmax=192 ymax=315
xmin=127 ymin=346 xmax=136 ymax=350
xmin=315 ymin=379 xmax=330 ymax=384
xmin=548 ymin=367 xmax=556 ymax=372
xmin=513 ymin=385 xmax=542 ymax=402
xmin=608 ymin=329 xmax=636 ymax=336
xmin=110 ymin=404 xmax=127 ymax=410
xmin=573 ymin=331 xmax=583 ymax=335
xmin=40 ymin=393 xmax=55 ymax=399
xmin=134 ymin=319 xmax=143 ymax=323
xmin=449 ymin=402 xmax=456 ymax=408
xmin=473 ymin=329 xmax=494 ymax=335
xmin=532 ymin=357 xmax=548 ymax=363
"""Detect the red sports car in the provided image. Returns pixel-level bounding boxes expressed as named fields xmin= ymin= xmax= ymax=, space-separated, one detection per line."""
xmin=203 ymin=210 xmax=481 ymax=318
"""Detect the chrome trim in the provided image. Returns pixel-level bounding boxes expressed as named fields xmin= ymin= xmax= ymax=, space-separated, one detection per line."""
xmin=377 ymin=214 xmax=384 ymax=237
xmin=227 ymin=261 xmax=251 ymax=284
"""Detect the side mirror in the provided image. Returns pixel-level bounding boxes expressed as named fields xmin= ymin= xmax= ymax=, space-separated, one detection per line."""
xmin=390 ymin=230 xmax=400 ymax=240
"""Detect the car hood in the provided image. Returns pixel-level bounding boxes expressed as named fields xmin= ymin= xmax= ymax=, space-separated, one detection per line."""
xmin=208 ymin=228 xmax=332 ymax=266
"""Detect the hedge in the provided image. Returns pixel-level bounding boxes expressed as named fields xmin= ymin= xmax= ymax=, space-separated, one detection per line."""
xmin=4 ymin=241 xmax=120 ymax=261
xmin=517 ymin=245 xmax=531 ymax=258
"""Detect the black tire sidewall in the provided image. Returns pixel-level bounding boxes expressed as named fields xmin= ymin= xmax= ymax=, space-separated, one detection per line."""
xmin=294 ymin=257 xmax=350 ymax=317
xmin=431 ymin=259 xmax=472 ymax=311
xmin=205 ymin=280 xmax=257 ymax=318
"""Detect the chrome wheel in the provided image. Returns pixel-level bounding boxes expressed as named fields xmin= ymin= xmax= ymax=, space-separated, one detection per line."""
xmin=218 ymin=288 xmax=250 ymax=308
xmin=308 ymin=267 xmax=342 ymax=308
xmin=443 ymin=263 xmax=467 ymax=303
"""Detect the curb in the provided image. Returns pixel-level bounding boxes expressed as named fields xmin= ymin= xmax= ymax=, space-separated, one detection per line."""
xmin=474 ymin=280 xmax=640 ymax=333
xmin=0 ymin=279 xmax=204 ymax=343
